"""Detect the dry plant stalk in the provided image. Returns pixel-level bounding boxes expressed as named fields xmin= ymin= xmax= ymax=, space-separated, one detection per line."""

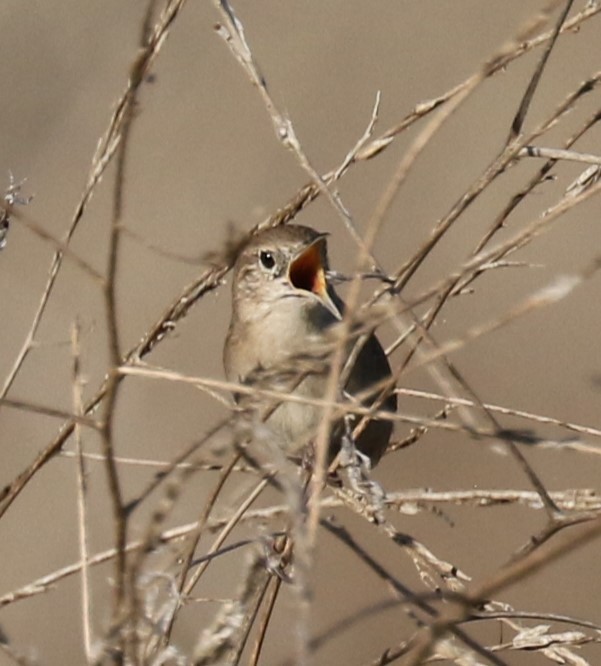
xmin=1 ymin=1 xmax=601 ymax=665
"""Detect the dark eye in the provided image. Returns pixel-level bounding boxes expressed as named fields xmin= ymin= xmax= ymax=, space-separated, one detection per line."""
xmin=259 ymin=250 xmax=276 ymax=270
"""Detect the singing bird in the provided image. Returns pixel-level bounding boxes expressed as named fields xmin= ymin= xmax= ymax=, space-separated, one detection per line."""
xmin=224 ymin=224 xmax=396 ymax=466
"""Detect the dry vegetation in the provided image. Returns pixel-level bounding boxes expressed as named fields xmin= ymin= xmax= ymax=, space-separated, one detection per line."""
xmin=1 ymin=1 xmax=601 ymax=664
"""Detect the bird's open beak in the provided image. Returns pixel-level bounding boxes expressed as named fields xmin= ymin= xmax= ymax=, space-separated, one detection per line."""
xmin=288 ymin=239 xmax=341 ymax=319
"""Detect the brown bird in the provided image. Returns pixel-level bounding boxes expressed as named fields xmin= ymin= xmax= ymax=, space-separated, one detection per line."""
xmin=223 ymin=224 xmax=396 ymax=467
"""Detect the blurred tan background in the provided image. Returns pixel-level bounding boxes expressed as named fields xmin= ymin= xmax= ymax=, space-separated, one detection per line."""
xmin=1 ymin=1 xmax=601 ymax=664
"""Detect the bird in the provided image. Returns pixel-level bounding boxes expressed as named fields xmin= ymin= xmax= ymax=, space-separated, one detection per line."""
xmin=223 ymin=224 xmax=396 ymax=467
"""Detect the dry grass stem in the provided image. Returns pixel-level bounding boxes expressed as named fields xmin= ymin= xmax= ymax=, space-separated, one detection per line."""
xmin=71 ymin=322 xmax=94 ymax=661
xmin=2 ymin=0 xmax=601 ymax=663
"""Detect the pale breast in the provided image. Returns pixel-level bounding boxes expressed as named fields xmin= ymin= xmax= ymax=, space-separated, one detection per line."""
xmin=262 ymin=371 xmax=328 ymax=452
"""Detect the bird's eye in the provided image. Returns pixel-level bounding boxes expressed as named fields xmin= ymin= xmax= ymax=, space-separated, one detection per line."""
xmin=259 ymin=250 xmax=276 ymax=270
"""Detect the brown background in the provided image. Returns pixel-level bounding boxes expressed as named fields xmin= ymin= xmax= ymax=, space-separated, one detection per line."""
xmin=1 ymin=1 xmax=601 ymax=664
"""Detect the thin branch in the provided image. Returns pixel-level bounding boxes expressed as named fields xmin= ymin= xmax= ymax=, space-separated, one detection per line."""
xmin=509 ymin=0 xmax=574 ymax=140
xmin=519 ymin=145 xmax=601 ymax=165
xmin=59 ymin=449 xmax=258 ymax=473
xmin=475 ymin=107 xmax=601 ymax=255
xmin=0 ymin=0 xmax=190 ymax=402
xmin=2 ymin=486 xmax=597 ymax=610
xmin=401 ymin=514 xmax=601 ymax=665
xmin=0 ymin=524 xmax=283 ymax=610
xmin=212 ymin=0 xmax=377 ymax=254
xmin=2 ymin=4 xmax=599 ymax=525
xmin=101 ymin=37 xmax=139 ymax=654
xmin=0 ymin=397 xmax=101 ymax=428
xmin=397 ymin=387 xmax=601 ymax=440
xmin=150 ymin=452 xmax=242 ymax=653
xmin=248 ymin=575 xmax=283 ymax=666
xmin=193 ymin=552 xmax=269 ymax=665
xmin=71 ymin=323 xmax=93 ymax=662
xmin=8 ymin=207 xmax=104 ymax=283
xmin=323 ymin=518 xmax=508 ymax=666
xmin=0 ymin=0 xmax=190 ymax=520
xmin=181 ymin=478 xmax=269 ymax=596
xmin=471 ymin=609 xmax=601 ymax=634
xmin=409 ymin=261 xmax=601 ymax=378
xmin=226 ymin=565 xmax=274 ymax=665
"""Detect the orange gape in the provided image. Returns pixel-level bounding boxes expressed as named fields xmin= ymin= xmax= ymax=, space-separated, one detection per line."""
xmin=289 ymin=242 xmax=325 ymax=296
